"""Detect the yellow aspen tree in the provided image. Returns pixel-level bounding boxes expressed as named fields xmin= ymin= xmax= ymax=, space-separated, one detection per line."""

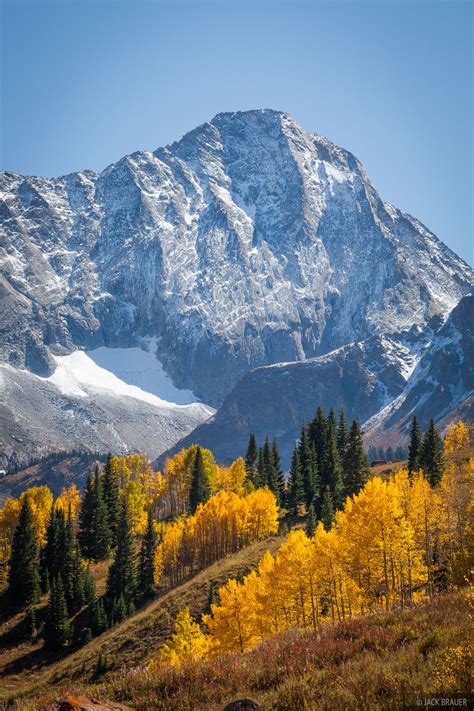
xmin=151 ymin=607 xmax=210 ymax=669
xmin=406 ymin=472 xmax=441 ymax=597
xmin=254 ymin=550 xmax=286 ymax=636
xmin=246 ymin=487 xmax=279 ymax=542
xmin=444 ymin=420 xmax=471 ymax=453
xmin=204 ymin=572 xmax=260 ymax=654
xmin=19 ymin=486 xmax=53 ymax=544
xmin=153 ymin=542 xmax=164 ymax=587
xmin=0 ymin=497 xmax=20 ymax=587
xmin=438 ymin=456 xmax=473 ymax=585
xmin=55 ymin=484 xmax=81 ymax=524
xmin=125 ymin=479 xmax=147 ymax=535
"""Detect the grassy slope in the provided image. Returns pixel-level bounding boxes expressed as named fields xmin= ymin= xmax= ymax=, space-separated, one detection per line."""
xmin=0 ymin=536 xmax=283 ymax=703
xmin=101 ymin=591 xmax=471 ymax=711
xmin=9 ymin=591 xmax=473 ymax=711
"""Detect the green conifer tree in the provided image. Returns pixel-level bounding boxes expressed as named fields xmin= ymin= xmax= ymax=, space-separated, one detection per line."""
xmin=321 ymin=486 xmax=335 ymax=531
xmin=44 ymin=577 xmax=71 ymax=649
xmin=103 ymin=453 xmax=120 ymax=548
xmin=256 ymin=448 xmax=265 ymax=488
xmin=288 ymin=448 xmax=305 ymax=516
xmin=189 ymin=447 xmax=211 ymax=513
xmin=420 ymin=419 xmax=444 ymax=486
xmin=262 ymin=437 xmax=272 ymax=488
xmin=244 ymin=433 xmax=258 ymax=486
xmin=324 ymin=430 xmax=344 ymax=508
xmin=91 ymin=465 xmax=111 ymax=561
xmin=299 ymin=426 xmax=319 ymax=508
xmin=336 ymin=408 xmax=349 ymax=459
xmin=139 ymin=511 xmax=157 ymax=598
xmin=308 ymin=406 xmax=328 ymax=476
xmin=343 ymin=420 xmax=370 ymax=499
xmin=408 ymin=415 xmax=422 ymax=476
xmin=106 ymin=497 xmax=136 ymax=603
xmin=305 ymin=503 xmax=316 ymax=538
xmin=78 ymin=470 xmax=95 ymax=559
xmin=91 ymin=598 xmax=108 ymax=635
xmin=8 ymin=496 xmax=41 ymax=608
xmin=264 ymin=439 xmax=283 ymax=503
xmin=42 ymin=506 xmax=66 ymax=585
xmin=83 ymin=565 xmax=96 ymax=605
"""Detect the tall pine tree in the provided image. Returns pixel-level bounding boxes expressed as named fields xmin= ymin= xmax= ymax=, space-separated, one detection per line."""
xmin=139 ymin=511 xmax=157 ymax=598
xmin=256 ymin=448 xmax=265 ymax=489
xmin=420 ymin=419 xmax=444 ymax=486
xmin=323 ymin=428 xmax=344 ymax=508
xmin=308 ymin=406 xmax=328 ymax=476
xmin=78 ymin=470 xmax=95 ymax=559
xmin=299 ymin=427 xmax=318 ymax=509
xmin=106 ymin=497 xmax=136 ymax=603
xmin=91 ymin=465 xmax=111 ymax=561
xmin=189 ymin=447 xmax=211 ymax=513
xmin=321 ymin=486 xmax=335 ymax=531
xmin=44 ymin=576 xmax=71 ymax=649
xmin=408 ymin=415 xmax=422 ymax=476
xmin=305 ymin=503 xmax=316 ymax=538
xmin=8 ymin=495 xmax=41 ymax=608
xmin=244 ymin=434 xmax=258 ymax=486
xmin=343 ymin=419 xmax=370 ymax=499
xmin=103 ymin=453 xmax=120 ymax=548
xmin=288 ymin=448 xmax=305 ymax=516
xmin=336 ymin=408 xmax=349 ymax=459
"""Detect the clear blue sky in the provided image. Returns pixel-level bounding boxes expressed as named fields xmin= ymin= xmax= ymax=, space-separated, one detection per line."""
xmin=1 ymin=0 xmax=472 ymax=264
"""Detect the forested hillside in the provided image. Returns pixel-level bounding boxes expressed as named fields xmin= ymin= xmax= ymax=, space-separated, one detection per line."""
xmin=0 ymin=414 xmax=472 ymax=708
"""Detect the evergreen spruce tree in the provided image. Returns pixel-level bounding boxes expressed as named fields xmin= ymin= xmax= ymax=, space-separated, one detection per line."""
xmin=321 ymin=486 xmax=335 ymax=531
xmin=327 ymin=408 xmax=337 ymax=439
xmin=288 ymin=448 xmax=305 ymax=516
xmin=189 ymin=447 xmax=211 ymax=513
xmin=91 ymin=465 xmax=111 ymax=561
xmin=308 ymin=406 xmax=328 ymax=475
xmin=244 ymin=434 xmax=258 ymax=486
xmin=323 ymin=430 xmax=344 ymax=508
xmin=83 ymin=565 xmax=96 ymax=605
xmin=42 ymin=506 xmax=66 ymax=585
xmin=91 ymin=598 xmax=108 ymax=635
xmin=103 ymin=453 xmax=120 ymax=548
xmin=408 ymin=415 xmax=422 ymax=476
xmin=106 ymin=497 xmax=136 ymax=603
xmin=343 ymin=420 xmax=370 ymax=499
xmin=305 ymin=503 xmax=316 ymax=538
xmin=44 ymin=577 xmax=71 ymax=650
xmin=26 ymin=605 xmax=37 ymax=639
xmin=337 ymin=408 xmax=349 ymax=459
xmin=113 ymin=593 xmax=128 ymax=624
xmin=62 ymin=507 xmax=84 ymax=613
xmin=420 ymin=419 xmax=444 ymax=486
xmin=8 ymin=496 xmax=41 ymax=608
xmin=139 ymin=511 xmax=157 ymax=599
xmin=262 ymin=437 xmax=272 ymax=488
xmin=299 ymin=427 xmax=319 ymax=508
xmin=78 ymin=470 xmax=95 ymax=559
xmin=264 ymin=439 xmax=283 ymax=503
xmin=256 ymin=448 xmax=265 ymax=488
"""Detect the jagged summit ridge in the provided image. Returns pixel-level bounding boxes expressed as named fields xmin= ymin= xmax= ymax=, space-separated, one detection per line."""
xmin=1 ymin=109 xmax=472 ymax=410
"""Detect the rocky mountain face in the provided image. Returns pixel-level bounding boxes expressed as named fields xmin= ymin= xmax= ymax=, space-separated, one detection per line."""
xmin=158 ymin=294 xmax=473 ymax=468
xmin=1 ymin=109 xmax=472 ymax=469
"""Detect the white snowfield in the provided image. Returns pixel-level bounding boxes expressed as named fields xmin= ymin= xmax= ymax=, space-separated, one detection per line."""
xmin=45 ymin=350 xmax=205 ymax=410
